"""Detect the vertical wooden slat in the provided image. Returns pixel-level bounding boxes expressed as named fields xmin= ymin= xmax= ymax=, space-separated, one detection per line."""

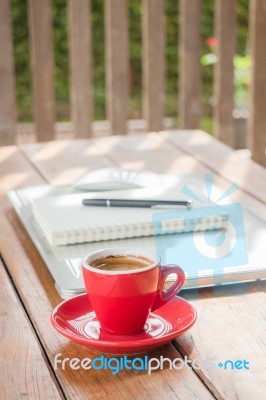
xmin=0 ymin=0 xmax=16 ymax=145
xmin=214 ymin=0 xmax=237 ymax=148
xmin=105 ymin=0 xmax=129 ymax=135
xmin=28 ymin=0 xmax=55 ymax=141
xmin=248 ymin=0 xmax=266 ymax=166
xmin=68 ymin=0 xmax=92 ymax=138
xmin=179 ymin=0 xmax=201 ymax=129
xmin=142 ymin=0 xmax=165 ymax=132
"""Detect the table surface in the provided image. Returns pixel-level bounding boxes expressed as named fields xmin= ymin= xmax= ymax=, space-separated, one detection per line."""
xmin=0 ymin=130 xmax=266 ymax=400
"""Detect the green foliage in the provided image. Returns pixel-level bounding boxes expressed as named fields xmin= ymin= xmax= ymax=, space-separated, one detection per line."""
xmin=91 ymin=0 xmax=106 ymax=120
xmin=200 ymin=0 xmax=215 ymax=113
xmin=11 ymin=0 xmax=249 ymax=124
xmin=11 ymin=0 xmax=32 ymax=121
xmin=165 ymin=0 xmax=178 ymax=117
xmin=237 ymin=0 xmax=250 ymax=55
xmin=234 ymin=55 xmax=251 ymax=107
xmin=52 ymin=0 xmax=69 ymax=120
xmin=129 ymin=0 xmax=142 ymax=117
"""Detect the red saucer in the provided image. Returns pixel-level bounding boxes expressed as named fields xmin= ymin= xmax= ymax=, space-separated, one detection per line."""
xmin=51 ymin=294 xmax=197 ymax=354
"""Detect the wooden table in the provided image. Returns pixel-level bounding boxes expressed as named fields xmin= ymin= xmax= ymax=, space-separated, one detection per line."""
xmin=0 ymin=130 xmax=266 ymax=400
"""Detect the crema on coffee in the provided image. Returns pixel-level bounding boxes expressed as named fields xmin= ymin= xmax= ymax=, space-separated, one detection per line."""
xmin=90 ymin=255 xmax=153 ymax=271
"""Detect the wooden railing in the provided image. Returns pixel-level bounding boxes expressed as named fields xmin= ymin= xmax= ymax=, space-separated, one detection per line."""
xmin=0 ymin=0 xmax=266 ymax=166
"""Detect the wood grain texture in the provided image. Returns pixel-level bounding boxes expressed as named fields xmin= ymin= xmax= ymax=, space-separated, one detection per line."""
xmin=0 ymin=151 xmax=214 ymax=400
xmin=0 ymin=258 xmax=62 ymax=399
xmin=20 ymin=139 xmax=115 ymax=184
xmin=179 ymin=0 xmax=201 ymax=129
xmin=142 ymin=0 xmax=165 ymax=132
xmin=0 ymin=0 xmax=16 ymax=145
xmin=21 ymin=130 xmax=266 ymax=218
xmin=20 ymin=133 xmax=209 ymax=186
xmin=166 ymin=130 xmax=266 ymax=207
xmin=176 ymin=281 xmax=266 ymax=400
xmin=248 ymin=0 xmax=266 ymax=166
xmin=105 ymin=0 xmax=129 ymax=135
xmin=28 ymin=0 xmax=55 ymax=141
xmin=68 ymin=0 xmax=93 ymax=138
xmin=214 ymin=0 xmax=237 ymax=148
xmin=90 ymin=132 xmax=208 ymax=175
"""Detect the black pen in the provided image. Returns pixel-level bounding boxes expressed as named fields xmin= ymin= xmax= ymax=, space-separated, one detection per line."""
xmin=82 ymin=198 xmax=192 ymax=209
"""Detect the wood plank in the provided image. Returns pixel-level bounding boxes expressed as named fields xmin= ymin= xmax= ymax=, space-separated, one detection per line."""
xmin=28 ymin=0 xmax=55 ymax=141
xmin=0 ymin=259 xmax=62 ymax=399
xmin=105 ymin=0 xmax=129 ymax=135
xmin=176 ymin=281 xmax=266 ymax=400
xmin=21 ymin=134 xmax=208 ymax=186
xmin=0 ymin=0 xmax=16 ymax=145
xmin=142 ymin=0 xmax=165 ymax=132
xmin=214 ymin=0 xmax=237 ymax=148
xmin=166 ymin=130 xmax=266 ymax=206
xmin=179 ymin=0 xmax=201 ymax=129
xmin=0 ymin=147 xmax=214 ymax=400
xmin=68 ymin=0 xmax=93 ymax=138
xmin=91 ymin=132 xmax=207 ymax=174
xmin=248 ymin=0 xmax=266 ymax=166
xmin=20 ymin=139 xmax=115 ymax=184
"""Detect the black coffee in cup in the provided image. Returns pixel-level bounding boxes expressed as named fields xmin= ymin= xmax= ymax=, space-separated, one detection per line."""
xmin=90 ymin=254 xmax=152 ymax=271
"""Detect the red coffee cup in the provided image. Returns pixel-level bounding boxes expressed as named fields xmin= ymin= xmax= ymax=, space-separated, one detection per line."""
xmin=82 ymin=248 xmax=185 ymax=335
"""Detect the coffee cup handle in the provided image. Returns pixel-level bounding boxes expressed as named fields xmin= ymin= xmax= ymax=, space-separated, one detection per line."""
xmin=151 ymin=265 xmax=185 ymax=311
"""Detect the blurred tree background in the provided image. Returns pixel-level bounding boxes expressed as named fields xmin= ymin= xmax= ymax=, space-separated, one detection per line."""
xmin=11 ymin=0 xmax=249 ymax=132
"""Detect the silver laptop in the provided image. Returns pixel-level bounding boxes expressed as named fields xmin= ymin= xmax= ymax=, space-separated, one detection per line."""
xmin=8 ymin=179 xmax=266 ymax=299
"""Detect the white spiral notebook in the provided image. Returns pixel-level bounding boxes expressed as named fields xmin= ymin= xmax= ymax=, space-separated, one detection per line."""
xmin=32 ymin=186 xmax=228 ymax=246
